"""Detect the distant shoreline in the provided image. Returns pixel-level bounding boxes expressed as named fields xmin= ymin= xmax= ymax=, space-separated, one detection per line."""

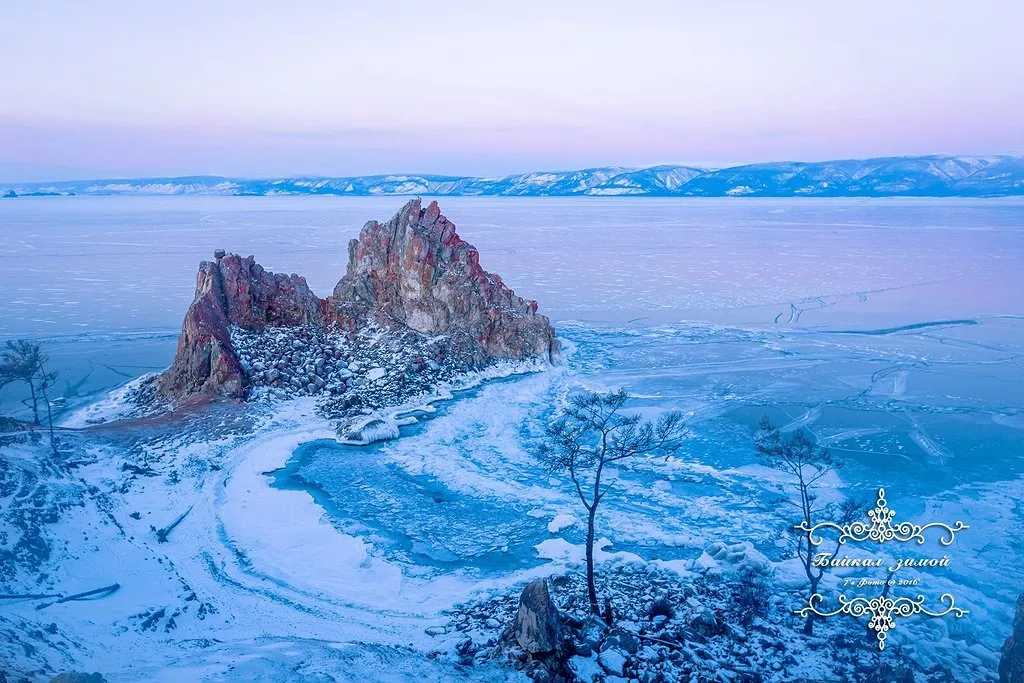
xmin=3 ymin=154 xmax=1024 ymax=198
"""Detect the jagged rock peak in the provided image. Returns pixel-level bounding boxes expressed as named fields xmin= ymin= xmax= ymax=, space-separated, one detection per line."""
xmin=157 ymin=201 xmax=557 ymax=401
xmin=156 ymin=252 xmax=320 ymax=399
xmin=513 ymin=578 xmax=562 ymax=654
xmin=328 ymin=199 xmax=556 ymax=365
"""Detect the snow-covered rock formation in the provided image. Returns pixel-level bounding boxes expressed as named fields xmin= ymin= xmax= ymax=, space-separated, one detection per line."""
xmin=157 ymin=200 xmax=558 ymax=401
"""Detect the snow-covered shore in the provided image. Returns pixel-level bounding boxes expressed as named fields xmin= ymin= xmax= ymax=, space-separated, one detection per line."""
xmin=2 ymin=362 xmax=566 ymax=681
xmin=3 ymin=319 xmax=1020 ymax=682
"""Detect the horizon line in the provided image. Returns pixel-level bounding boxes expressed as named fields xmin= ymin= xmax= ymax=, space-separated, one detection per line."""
xmin=3 ymin=152 xmax=1024 ymax=186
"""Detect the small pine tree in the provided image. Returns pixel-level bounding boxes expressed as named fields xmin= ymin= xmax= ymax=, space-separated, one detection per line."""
xmin=540 ymin=388 xmax=686 ymax=617
xmin=1 ymin=340 xmax=60 ymax=454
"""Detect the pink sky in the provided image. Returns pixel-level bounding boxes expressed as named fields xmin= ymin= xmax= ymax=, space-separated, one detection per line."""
xmin=2 ymin=1 xmax=1023 ymax=180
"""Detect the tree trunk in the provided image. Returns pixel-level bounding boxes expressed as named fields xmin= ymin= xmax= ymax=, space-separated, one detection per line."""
xmin=42 ymin=388 xmax=57 ymax=456
xmin=586 ymin=505 xmax=599 ymax=616
xmin=804 ymin=574 xmax=818 ymax=635
xmin=803 ymin=611 xmax=815 ymax=635
xmin=28 ymin=382 xmax=40 ymax=425
xmin=800 ymin=493 xmax=815 ymax=636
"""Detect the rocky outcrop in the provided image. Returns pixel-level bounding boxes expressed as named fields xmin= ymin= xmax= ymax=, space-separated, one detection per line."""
xmin=488 ymin=578 xmax=571 ymax=681
xmin=326 ymin=199 xmax=555 ymax=366
xmin=50 ymin=674 xmax=106 ymax=683
xmin=156 ymin=253 xmax=321 ymax=399
xmin=157 ymin=201 xmax=557 ymax=400
xmin=1001 ymin=593 xmax=1024 ymax=683
xmin=513 ymin=579 xmax=562 ymax=655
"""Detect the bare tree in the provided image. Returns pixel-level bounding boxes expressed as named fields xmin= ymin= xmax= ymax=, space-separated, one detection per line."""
xmin=1 ymin=340 xmax=60 ymax=454
xmin=754 ymin=415 xmax=863 ymax=635
xmin=541 ymin=388 xmax=686 ymax=617
xmin=2 ymin=340 xmax=46 ymax=424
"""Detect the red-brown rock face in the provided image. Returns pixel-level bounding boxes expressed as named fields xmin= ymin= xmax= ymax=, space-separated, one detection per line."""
xmin=327 ymin=199 xmax=557 ymax=366
xmin=157 ymin=201 xmax=557 ymax=400
xmin=156 ymin=253 xmax=322 ymax=399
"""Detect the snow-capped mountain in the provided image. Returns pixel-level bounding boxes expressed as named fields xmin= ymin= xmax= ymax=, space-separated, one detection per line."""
xmin=585 ymin=165 xmax=707 ymax=195
xmin=680 ymin=155 xmax=1024 ymax=197
xmin=4 ymin=155 xmax=1023 ymax=197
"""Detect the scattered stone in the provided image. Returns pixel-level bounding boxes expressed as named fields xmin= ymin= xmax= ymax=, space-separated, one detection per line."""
xmin=690 ymin=605 xmax=724 ymax=637
xmin=646 ymin=595 xmax=675 ymax=621
xmin=603 ymin=627 xmax=640 ymax=656
xmin=569 ymin=654 xmax=604 ymax=683
xmin=439 ymin=557 xmax=943 ymax=683
xmin=598 ymin=647 xmax=627 ymax=676
xmin=863 ymin=661 xmax=916 ymax=683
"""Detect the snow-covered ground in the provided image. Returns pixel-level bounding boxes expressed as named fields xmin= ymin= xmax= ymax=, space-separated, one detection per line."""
xmin=0 ymin=395 xmax=536 ymax=681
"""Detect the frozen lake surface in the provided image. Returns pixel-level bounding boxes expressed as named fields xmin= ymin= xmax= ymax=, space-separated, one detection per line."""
xmin=3 ymin=196 xmax=1023 ymax=336
xmin=2 ymin=196 xmax=1023 ymax=678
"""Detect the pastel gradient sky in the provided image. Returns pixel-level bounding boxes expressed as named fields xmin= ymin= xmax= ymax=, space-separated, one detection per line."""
xmin=2 ymin=1 xmax=1023 ymax=180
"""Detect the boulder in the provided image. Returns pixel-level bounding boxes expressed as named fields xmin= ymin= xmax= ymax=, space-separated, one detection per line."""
xmin=598 ymin=647 xmax=628 ymax=677
xmin=568 ymin=655 xmax=603 ymax=683
xmin=514 ymin=579 xmax=562 ymax=655
xmin=689 ymin=606 xmax=724 ymax=637
xmin=1001 ymin=593 xmax=1024 ymax=683
xmin=603 ymin=627 xmax=640 ymax=655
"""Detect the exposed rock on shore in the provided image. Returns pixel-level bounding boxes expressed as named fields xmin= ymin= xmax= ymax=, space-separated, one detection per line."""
xmin=156 ymin=253 xmax=321 ymax=399
xmin=513 ymin=579 xmax=562 ymax=654
xmin=1001 ymin=593 xmax=1024 ymax=683
xmin=156 ymin=200 xmax=557 ymax=403
xmin=441 ymin=544 xmax=955 ymax=683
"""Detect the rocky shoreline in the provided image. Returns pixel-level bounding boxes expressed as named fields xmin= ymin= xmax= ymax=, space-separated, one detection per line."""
xmin=437 ymin=544 xmax=954 ymax=683
xmin=229 ymin=321 xmax=546 ymax=442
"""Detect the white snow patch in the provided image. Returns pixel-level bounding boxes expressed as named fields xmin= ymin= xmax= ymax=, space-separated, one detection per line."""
xmin=547 ymin=513 xmax=578 ymax=534
xmin=59 ymin=373 xmax=159 ymax=427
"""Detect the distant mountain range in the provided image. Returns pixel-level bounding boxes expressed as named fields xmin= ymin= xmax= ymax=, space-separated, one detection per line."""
xmin=4 ymin=155 xmax=1024 ymax=198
